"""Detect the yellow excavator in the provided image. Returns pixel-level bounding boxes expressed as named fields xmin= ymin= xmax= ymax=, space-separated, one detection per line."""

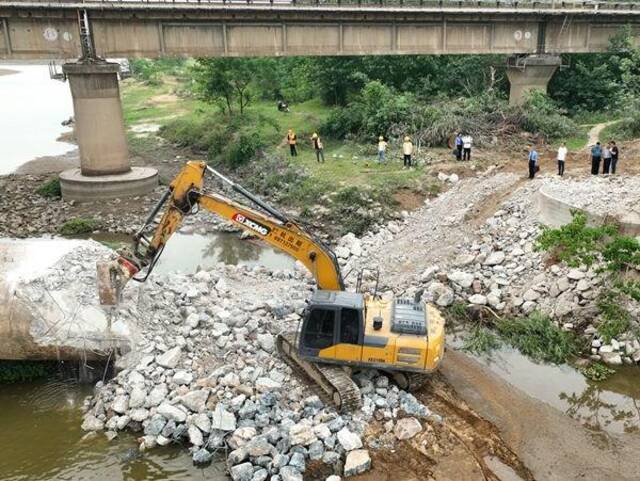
xmin=97 ymin=161 xmax=445 ymax=411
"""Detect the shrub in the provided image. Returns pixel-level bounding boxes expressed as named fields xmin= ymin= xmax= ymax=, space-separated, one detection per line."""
xmin=222 ymin=132 xmax=265 ymax=168
xmin=510 ymin=91 xmax=580 ymax=140
xmin=58 ymin=218 xmax=101 ymax=235
xmin=36 ymin=177 xmax=61 ymax=198
xmin=496 ymin=312 xmax=578 ymax=364
xmin=581 ymin=362 xmax=616 ymax=382
xmin=535 ymin=210 xmax=617 ymax=267
xmin=463 ymin=325 xmax=501 ymax=354
xmin=596 ymin=290 xmax=631 ymax=343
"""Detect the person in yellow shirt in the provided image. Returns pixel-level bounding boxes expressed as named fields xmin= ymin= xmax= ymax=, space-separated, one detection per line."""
xmin=287 ymin=129 xmax=297 ymax=157
xmin=311 ymin=133 xmax=325 ymax=163
xmin=377 ymin=136 xmax=388 ymax=163
xmin=402 ymin=136 xmax=413 ymax=168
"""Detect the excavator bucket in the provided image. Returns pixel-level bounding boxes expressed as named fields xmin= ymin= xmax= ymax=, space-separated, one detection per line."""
xmin=96 ymin=257 xmax=139 ymax=306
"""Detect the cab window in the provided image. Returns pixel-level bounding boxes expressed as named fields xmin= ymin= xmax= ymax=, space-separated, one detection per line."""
xmin=339 ymin=308 xmax=361 ymax=345
xmin=303 ymin=309 xmax=336 ymax=350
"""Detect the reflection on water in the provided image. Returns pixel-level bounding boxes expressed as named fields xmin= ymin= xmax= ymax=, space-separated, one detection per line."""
xmin=0 ymin=65 xmax=74 ymax=174
xmin=155 ymin=231 xmax=296 ymax=274
xmin=0 ymin=379 xmax=227 ymax=481
xmin=88 ymin=231 xmax=297 ymax=275
xmin=451 ymin=330 xmax=640 ymax=435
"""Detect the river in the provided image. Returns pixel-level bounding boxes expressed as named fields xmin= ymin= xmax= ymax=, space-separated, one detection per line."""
xmin=0 ymin=65 xmax=74 ymax=175
xmin=0 ymin=65 xmax=293 ymax=480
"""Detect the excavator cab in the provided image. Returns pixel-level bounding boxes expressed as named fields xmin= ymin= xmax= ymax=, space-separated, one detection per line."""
xmin=299 ymin=290 xmax=365 ymax=363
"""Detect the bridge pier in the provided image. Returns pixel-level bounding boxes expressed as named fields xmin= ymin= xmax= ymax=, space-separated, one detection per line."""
xmin=506 ymin=55 xmax=561 ymax=106
xmin=59 ymin=61 xmax=157 ymax=202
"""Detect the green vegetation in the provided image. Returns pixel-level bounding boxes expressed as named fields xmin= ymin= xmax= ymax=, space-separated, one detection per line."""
xmin=535 ymin=211 xmax=617 ymax=267
xmin=581 ymin=362 xmax=616 ymax=382
xmin=496 ymin=312 xmax=578 ymax=364
xmin=58 ymin=218 xmax=102 ymax=236
xmin=463 ymin=325 xmax=501 ymax=355
xmin=536 ymin=210 xmax=640 ymax=347
xmin=36 ymin=177 xmax=61 ymax=198
xmin=0 ymin=361 xmax=57 ymax=383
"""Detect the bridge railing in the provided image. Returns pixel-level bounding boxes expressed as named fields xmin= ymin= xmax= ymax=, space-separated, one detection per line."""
xmin=12 ymin=0 xmax=640 ymax=10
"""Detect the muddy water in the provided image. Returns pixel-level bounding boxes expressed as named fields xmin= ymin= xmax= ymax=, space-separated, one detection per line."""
xmin=0 ymin=379 xmax=227 ymax=481
xmin=452 ymin=336 xmax=640 ymax=435
xmin=0 ymin=65 xmax=74 ymax=174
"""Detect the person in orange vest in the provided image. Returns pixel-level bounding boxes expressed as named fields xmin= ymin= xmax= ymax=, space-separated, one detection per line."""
xmin=287 ymin=129 xmax=298 ymax=157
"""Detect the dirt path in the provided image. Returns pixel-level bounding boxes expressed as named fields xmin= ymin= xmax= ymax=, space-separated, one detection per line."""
xmin=441 ymin=350 xmax=640 ymax=481
xmin=587 ymin=121 xmax=617 ymax=146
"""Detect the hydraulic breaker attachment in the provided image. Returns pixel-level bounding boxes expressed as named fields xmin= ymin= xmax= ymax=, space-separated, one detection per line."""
xmin=96 ymin=257 xmax=139 ymax=305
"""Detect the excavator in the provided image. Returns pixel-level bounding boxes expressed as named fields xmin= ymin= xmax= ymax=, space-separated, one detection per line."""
xmin=97 ymin=161 xmax=445 ymax=411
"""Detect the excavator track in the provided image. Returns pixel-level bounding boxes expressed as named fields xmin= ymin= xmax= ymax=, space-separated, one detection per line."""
xmin=389 ymin=371 xmax=431 ymax=392
xmin=276 ymin=332 xmax=362 ymax=413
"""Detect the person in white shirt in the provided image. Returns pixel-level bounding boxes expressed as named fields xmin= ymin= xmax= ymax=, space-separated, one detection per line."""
xmin=557 ymin=142 xmax=568 ymax=176
xmin=402 ymin=136 xmax=413 ymax=168
xmin=462 ymin=134 xmax=473 ymax=161
xmin=377 ymin=136 xmax=387 ymax=163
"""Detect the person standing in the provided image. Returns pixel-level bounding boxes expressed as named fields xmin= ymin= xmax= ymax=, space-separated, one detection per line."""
xmin=590 ymin=142 xmax=602 ymax=175
xmin=377 ymin=136 xmax=388 ymax=163
xmin=287 ymin=129 xmax=297 ymax=157
xmin=402 ymin=136 xmax=413 ymax=168
xmin=602 ymin=142 xmax=612 ymax=174
xmin=557 ymin=142 xmax=568 ymax=176
xmin=610 ymin=141 xmax=619 ymax=174
xmin=455 ymin=132 xmax=463 ymax=161
xmin=311 ymin=133 xmax=325 ymax=163
xmin=528 ymin=145 xmax=539 ymax=179
xmin=462 ymin=133 xmax=473 ymax=161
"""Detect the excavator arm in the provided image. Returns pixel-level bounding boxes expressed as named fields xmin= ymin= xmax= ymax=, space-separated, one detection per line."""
xmin=97 ymin=161 xmax=344 ymax=305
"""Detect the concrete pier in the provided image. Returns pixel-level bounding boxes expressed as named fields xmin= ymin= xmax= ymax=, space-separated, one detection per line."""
xmin=62 ymin=62 xmax=130 ymax=176
xmin=59 ymin=61 xmax=157 ymax=202
xmin=506 ymin=55 xmax=562 ymax=105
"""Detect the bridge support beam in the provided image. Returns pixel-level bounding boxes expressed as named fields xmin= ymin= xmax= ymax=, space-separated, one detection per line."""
xmin=506 ymin=55 xmax=561 ymax=106
xmin=59 ymin=61 xmax=157 ymax=202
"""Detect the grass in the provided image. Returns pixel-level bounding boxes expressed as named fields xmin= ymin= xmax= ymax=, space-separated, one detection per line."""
xmin=58 ymin=218 xmax=101 ymax=236
xmin=36 ymin=177 xmax=61 ymax=198
xmin=496 ymin=312 xmax=578 ymax=364
xmin=463 ymin=325 xmax=501 ymax=354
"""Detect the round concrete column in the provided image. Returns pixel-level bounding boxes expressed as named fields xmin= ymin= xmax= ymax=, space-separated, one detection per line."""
xmin=62 ymin=62 xmax=130 ymax=176
xmin=506 ymin=55 xmax=561 ymax=106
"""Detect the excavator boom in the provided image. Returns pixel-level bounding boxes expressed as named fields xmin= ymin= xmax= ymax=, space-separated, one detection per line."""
xmin=97 ymin=161 xmax=343 ymax=305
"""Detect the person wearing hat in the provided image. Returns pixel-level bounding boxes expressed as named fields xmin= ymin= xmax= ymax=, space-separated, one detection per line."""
xmin=377 ymin=136 xmax=388 ymax=163
xmin=402 ymin=136 xmax=413 ymax=168
xmin=311 ymin=132 xmax=324 ymax=163
xmin=287 ymin=129 xmax=298 ymax=157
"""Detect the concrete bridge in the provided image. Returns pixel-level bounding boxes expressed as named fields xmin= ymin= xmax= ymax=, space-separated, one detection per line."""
xmin=2 ymin=1 xmax=640 ymax=60
xmin=2 ymin=1 xmax=639 ymax=200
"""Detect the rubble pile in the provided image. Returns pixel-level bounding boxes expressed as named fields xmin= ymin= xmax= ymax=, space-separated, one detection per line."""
xmin=333 ymin=174 xmax=640 ymax=366
xmin=68 ymin=247 xmax=436 ymax=480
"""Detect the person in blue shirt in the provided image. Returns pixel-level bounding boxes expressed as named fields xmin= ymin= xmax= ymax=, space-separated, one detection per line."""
xmin=455 ymin=132 xmax=463 ymax=161
xmin=590 ymin=142 xmax=602 ymax=175
xmin=528 ymin=145 xmax=539 ymax=179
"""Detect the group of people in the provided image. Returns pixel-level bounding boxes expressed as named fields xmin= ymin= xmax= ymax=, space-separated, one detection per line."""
xmin=286 ymin=129 xmax=325 ymax=163
xmin=377 ymin=136 xmax=416 ymax=168
xmin=286 ymin=129 xmax=418 ymax=169
xmin=527 ymin=140 xmax=621 ymax=179
xmin=590 ymin=141 xmax=620 ymax=175
xmin=454 ymin=132 xmax=474 ymax=161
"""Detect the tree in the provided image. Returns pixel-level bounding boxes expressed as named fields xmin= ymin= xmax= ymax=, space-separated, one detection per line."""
xmin=192 ymin=58 xmax=262 ymax=114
